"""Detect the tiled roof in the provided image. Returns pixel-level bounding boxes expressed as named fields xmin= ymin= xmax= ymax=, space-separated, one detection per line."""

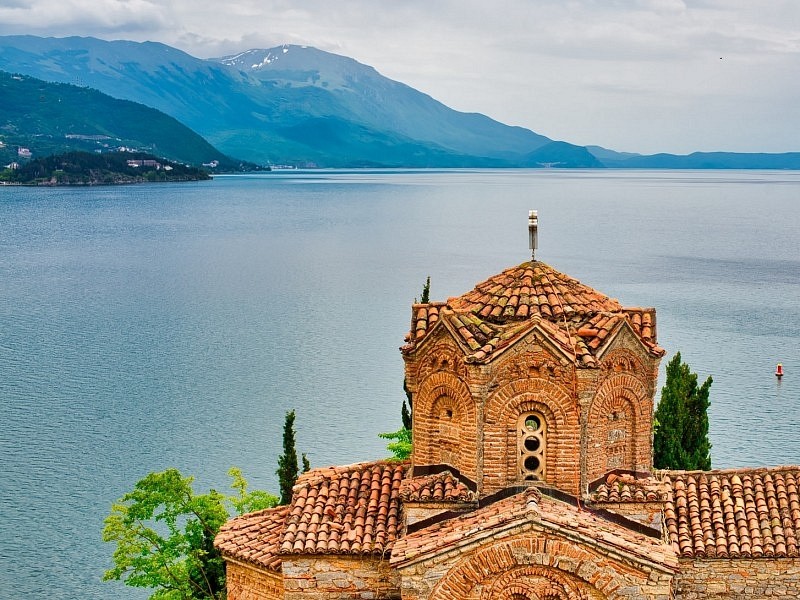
xmin=449 ymin=261 xmax=623 ymax=321
xmin=400 ymin=471 xmax=477 ymax=503
xmin=664 ymin=466 xmax=800 ymax=559
xmin=391 ymin=487 xmax=676 ymax=570
xmin=404 ymin=260 xmax=664 ymax=366
xmin=215 ymin=505 xmax=290 ymax=571
xmin=281 ymin=460 xmax=406 ymax=556
xmin=590 ymin=472 xmax=670 ymax=503
xmin=215 ymin=460 xmax=407 ymax=568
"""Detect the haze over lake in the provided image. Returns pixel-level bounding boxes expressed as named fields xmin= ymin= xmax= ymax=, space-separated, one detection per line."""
xmin=1 ymin=169 xmax=798 ymax=599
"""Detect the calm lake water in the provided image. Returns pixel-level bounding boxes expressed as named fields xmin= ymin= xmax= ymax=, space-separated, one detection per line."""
xmin=1 ymin=169 xmax=799 ymax=598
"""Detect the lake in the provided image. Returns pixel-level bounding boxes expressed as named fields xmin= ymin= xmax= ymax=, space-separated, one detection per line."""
xmin=1 ymin=169 xmax=798 ymax=598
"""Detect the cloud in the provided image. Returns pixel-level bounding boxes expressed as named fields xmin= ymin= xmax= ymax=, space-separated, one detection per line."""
xmin=0 ymin=0 xmax=797 ymax=153
xmin=0 ymin=0 xmax=170 ymax=35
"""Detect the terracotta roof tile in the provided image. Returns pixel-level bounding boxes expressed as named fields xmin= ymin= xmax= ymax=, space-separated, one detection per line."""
xmin=450 ymin=262 xmax=623 ymax=322
xmin=403 ymin=261 xmax=664 ymax=366
xmin=400 ymin=471 xmax=477 ymax=503
xmin=664 ymin=466 xmax=800 ymax=559
xmin=280 ymin=460 xmax=406 ymax=556
xmin=391 ymin=488 xmax=677 ymax=570
xmin=214 ymin=505 xmax=290 ymax=571
xmin=590 ymin=472 xmax=670 ymax=503
xmin=216 ymin=460 xmax=408 ymax=566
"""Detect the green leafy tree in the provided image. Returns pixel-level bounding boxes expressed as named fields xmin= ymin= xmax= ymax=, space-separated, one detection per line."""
xmin=653 ymin=352 xmax=713 ymax=470
xmin=379 ymin=427 xmax=412 ymax=461
xmin=102 ymin=468 xmax=277 ymax=599
xmin=277 ymin=409 xmax=300 ymax=505
xmin=302 ymin=453 xmax=311 ymax=473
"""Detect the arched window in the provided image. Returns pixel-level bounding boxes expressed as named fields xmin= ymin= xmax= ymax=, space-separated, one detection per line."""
xmin=518 ymin=413 xmax=546 ymax=482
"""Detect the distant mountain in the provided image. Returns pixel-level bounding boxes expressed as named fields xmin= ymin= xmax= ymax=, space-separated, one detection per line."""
xmin=0 ymin=36 xmax=551 ymax=167
xmin=214 ymin=46 xmax=551 ymax=161
xmin=0 ymin=36 xmax=796 ymax=169
xmin=521 ymin=141 xmax=604 ymax=168
xmin=595 ymin=150 xmax=800 ymax=169
xmin=0 ymin=71 xmax=237 ymax=168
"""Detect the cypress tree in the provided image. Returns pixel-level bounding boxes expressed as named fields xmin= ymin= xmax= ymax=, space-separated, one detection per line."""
xmin=684 ymin=373 xmax=713 ymax=470
xmin=277 ymin=410 xmax=299 ymax=505
xmin=653 ymin=352 xmax=713 ymax=470
xmin=402 ymin=377 xmax=412 ymax=430
xmin=420 ymin=276 xmax=431 ymax=304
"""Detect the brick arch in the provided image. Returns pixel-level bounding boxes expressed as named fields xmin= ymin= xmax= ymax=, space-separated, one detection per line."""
xmin=484 ymin=378 xmax=579 ymax=493
xmin=429 ymin=536 xmax=637 ymax=600
xmin=601 ymin=347 xmax=645 ymax=377
xmin=480 ymin=566 xmax=592 ymax=600
xmin=588 ymin=374 xmax=652 ymax=480
xmin=413 ymin=371 xmax=477 ymax=480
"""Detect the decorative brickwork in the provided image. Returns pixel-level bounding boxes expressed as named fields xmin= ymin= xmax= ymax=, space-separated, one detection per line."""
xmin=484 ymin=375 xmax=579 ymax=494
xmin=397 ymin=533 xmax=674 ymax=600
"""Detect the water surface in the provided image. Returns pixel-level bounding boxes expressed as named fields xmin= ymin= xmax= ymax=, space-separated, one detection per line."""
xmin=1 ymin=169 xmax=798 ymax=598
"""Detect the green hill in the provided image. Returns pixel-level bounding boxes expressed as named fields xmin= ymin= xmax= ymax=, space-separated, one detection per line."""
xmin=0 ymin=71 xmax=240 ymax=168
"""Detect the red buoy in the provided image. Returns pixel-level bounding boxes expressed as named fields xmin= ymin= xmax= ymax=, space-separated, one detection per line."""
xmin=776 ymin=363 xmax=784 ymax=378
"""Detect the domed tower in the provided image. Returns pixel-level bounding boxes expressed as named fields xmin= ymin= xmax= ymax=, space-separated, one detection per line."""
xmin=401 ymin=214 xmax=665 ymax=497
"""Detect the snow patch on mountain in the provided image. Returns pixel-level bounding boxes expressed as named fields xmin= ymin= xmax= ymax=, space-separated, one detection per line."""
xmin=217 ymin=46 xmax=291 ymax=71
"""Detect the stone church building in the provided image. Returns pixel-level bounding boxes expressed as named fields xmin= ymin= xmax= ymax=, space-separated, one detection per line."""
xmin=216 ymin=225 xmax=800 ymax=599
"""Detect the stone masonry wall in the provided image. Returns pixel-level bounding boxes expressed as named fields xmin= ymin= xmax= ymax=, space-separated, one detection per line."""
xmin=282 ymin=555 xmax=400 ymax=600
xmin=676 ymin=558 xmax=800 ymax=599
xmin=226 ymin=560 xmax=283 ymax=600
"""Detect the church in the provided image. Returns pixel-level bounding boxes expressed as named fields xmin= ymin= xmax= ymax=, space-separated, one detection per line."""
xmin=215 ymin=214 xmax=800 ymax=599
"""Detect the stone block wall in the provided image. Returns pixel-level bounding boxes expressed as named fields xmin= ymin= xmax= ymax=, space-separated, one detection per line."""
xmin=282 ymin=555 xmax=400 ymax=600
xmin=226 ymin=560 xmax=283 ymax=600
xmin=676 ymin=558 xmax=800 ymax=598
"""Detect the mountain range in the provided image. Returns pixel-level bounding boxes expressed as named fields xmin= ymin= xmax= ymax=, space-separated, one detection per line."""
xmin=0 ymin=35 xmax=797 ymax=169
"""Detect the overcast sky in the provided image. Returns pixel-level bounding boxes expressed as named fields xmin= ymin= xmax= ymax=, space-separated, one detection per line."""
xmin=1 ymin=0 xmax=798 ymax=154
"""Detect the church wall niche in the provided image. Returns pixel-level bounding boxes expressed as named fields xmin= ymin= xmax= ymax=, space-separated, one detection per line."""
xmin=587 ymin=392 xmax=637 ymax=481
xmin=412 ymin=370 xmax=477 ymax=481
xmin=588 ymin=345 xmax=656 ymax=482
